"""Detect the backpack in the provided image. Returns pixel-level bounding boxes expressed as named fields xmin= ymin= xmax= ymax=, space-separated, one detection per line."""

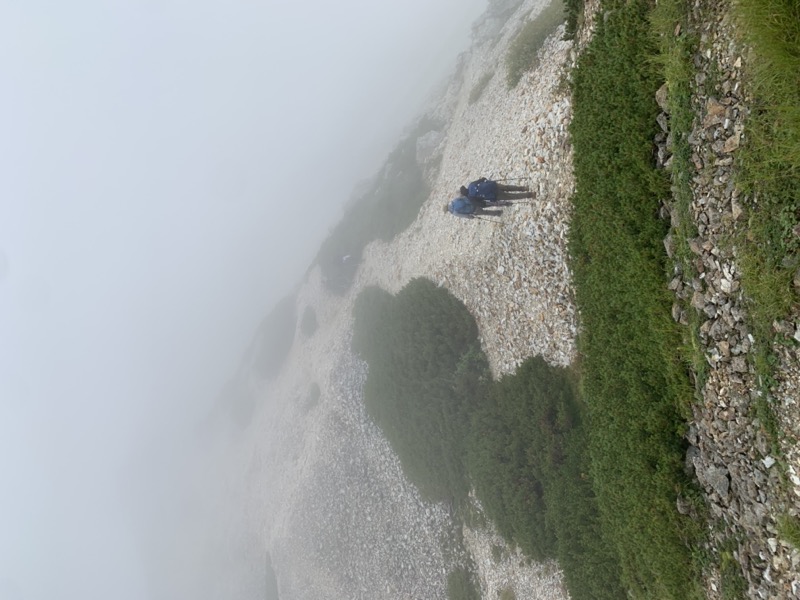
xmin=450 ymin=197 xmax=475 ymax=214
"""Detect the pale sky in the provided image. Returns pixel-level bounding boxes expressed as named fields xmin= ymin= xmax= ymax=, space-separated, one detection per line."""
xmin=0 ymin=0 xmax=487 ymax=597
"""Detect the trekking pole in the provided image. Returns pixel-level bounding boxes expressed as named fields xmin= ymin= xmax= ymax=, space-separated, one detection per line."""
xmin=493 ymin=177 xmax=530 ymax=182
xmin=472 ymin=215 xmax=501 ymax=222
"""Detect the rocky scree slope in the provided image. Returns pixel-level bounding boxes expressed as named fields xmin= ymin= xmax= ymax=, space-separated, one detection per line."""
xmin=254 ymin=2 xmax=581 ymax=599
xmin=656 ymin=1 xmax=800 ymax=598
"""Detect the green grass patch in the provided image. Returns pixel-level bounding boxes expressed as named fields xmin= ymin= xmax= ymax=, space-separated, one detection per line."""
xmin=732 ymin=0 xmax=800 ymax=446
xmin=733 ymin=0 xmax=800 ymax=326
xmin=778 ymin=513 xmax=800 ymax=549
xmin=506 ymin=0 xmax=567 ymax=88
xmin=568 ymin=1 xmax=704 ymax=598
xmin=719 ymin=545 xmax=748 ymax=600
xmin=649 ymin=0 xmax=708 ymax=404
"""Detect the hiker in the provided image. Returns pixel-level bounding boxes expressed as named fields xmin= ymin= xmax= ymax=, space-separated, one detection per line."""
xmin=444 ymin=196 xmax=503 ymax=219
xmin=461 ymin=177 xmax=534 ymax=203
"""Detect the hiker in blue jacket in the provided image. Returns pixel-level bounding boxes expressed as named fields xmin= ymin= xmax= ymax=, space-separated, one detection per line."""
xmin=444 ymin=196 xmax=503 ymax=219
xmin=461 ymin=177 xmax=534 ymax=203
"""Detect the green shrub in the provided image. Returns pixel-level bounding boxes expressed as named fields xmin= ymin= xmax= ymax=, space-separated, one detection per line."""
xmin=314 ymin=118 xmax=439 ymax=294
xmin=353 ymin=279 xmax=624 ymax=599
xmin=778 ymin=514 xmax=800 ymax=549
xmin=500 ymin=588 xmax=516 ymax=600
xmin=447 ymin=568 xmax=481 ymax=600
xmin=352 ymin=279 xmax=489 ymax=503
xmin=506 ymin=0 xmax=566 ymax=88
xmin=564 ymin=0 xmax=583 ymax=40
xmin=469 ymin=357 xmax=625 ymax=599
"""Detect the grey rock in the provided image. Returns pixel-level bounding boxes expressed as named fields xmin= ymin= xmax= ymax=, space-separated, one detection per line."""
xmin=656 ymin=83 xmax=669 ymax=113
xmin=657 ymin=111 xmax=670 ymax=132
xmin=685 ymin=445 xmax=701 ymax=476
xmin=696 ymin=463 xmax=731 ymax=501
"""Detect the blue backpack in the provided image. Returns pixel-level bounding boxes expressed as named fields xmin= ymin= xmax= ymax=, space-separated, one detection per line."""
xmin=450 ymin=197 xmax=475 ymax=214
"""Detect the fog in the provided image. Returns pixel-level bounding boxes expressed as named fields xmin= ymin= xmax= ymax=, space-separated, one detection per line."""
xmin=0 ymin=0 xmax=486 ymax=597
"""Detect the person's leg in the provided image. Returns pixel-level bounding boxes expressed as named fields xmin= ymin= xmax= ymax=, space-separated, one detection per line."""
xmin=497 ymin=183 xmax=529 ymax=192
xmin=475 ymin=207 xmax=503 ymax=217
xmin=497 ymin=190 xmax=535 ymax=200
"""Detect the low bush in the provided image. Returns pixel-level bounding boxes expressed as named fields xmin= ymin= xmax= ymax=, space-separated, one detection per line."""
xmin=352 ymin=279 xmax=488 ymax=503
xmin=314 ymin=118 xmax=439 ymax=294
xmin=506 ymin=0 xmax=566 ymax=88
xmin=353 ymin=279 xmax=624 ymax=599
xmin=447 ymin=568 xmax=481 ymax=600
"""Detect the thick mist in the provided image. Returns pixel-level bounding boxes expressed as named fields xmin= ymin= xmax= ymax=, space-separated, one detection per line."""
xmin=0 ymin=0 xmax=487 ymax=598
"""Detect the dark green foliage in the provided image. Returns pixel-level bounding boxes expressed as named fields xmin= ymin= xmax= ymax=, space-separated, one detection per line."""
xmin=300 ymin=306 xmax=318 ymax=337
xmin=778 ymin=514 xmax=800 ymax=550
xmin=544 ymin=430 xmax=626 ymax=600
xmin=469 ymin=357 xmax=569 ymax=559
xmin=353 ymin=279 xmax=488 ymax=503
xmin=315 ymin=120 xmax=438 ymax=294
xmin=446 ymin=568 xmax=481 ymax=600
xmin=568 ymin=2 xmax=702 ymax=598
xmin=733 ymin=0 xmax=800 ymax=387
xmin=506 ymin=0 xmax=566 ymax=88
xmin=353 ymin=279 xmax=624 ymax=599
xmin=564 ymin=0 xmax=583 ymax=40
xmin=469 ymin=357 xmax=624 ymax=599
xmin=718 ymin=543 xmax=748 ymax=600
xmin=250 ymin=293 xmax=297 ymax=379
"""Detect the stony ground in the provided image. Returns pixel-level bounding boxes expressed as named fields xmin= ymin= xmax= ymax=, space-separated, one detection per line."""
xmin=250 ymin=1 xmax=582 ymax=598
xmin=197 ymin=1 xmax=800 ymax=599
xmin=658 ymin=1 xmax=800 ymax=598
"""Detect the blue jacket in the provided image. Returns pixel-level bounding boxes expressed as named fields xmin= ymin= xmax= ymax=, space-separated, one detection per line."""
xmin=467 ymin=179 xmax=498 ymax=201
xmin=448 ymin=196 xmax=476 ymax=218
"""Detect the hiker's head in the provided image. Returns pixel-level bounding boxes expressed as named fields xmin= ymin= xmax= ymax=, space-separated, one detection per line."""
xmin=442 ymin=203 xmax=451 ymax=214
xmin=459 ymin=186 xmax=468 ymax=196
